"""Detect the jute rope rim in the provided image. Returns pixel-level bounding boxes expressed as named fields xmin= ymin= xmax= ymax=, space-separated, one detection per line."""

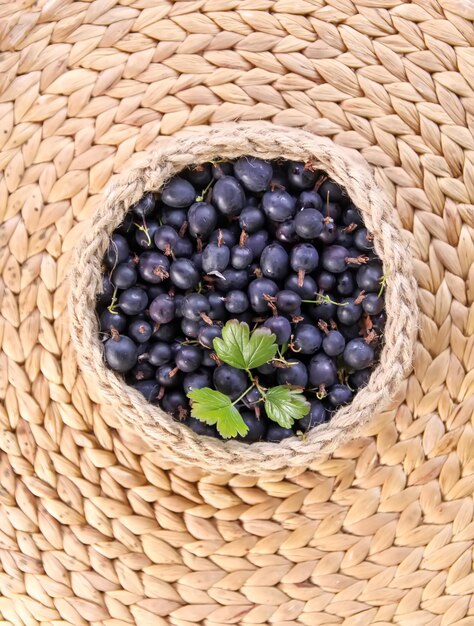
xmin=69 ymin=123 xmax=418 ymax=475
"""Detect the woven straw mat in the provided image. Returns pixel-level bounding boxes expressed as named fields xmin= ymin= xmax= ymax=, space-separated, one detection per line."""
xmin=1 ymin=1 xmax=474 ymax=625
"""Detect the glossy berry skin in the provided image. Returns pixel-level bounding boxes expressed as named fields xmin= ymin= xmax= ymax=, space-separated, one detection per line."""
xmin=243 ymin=387 xmax=263 ymax=409
xmin=133 ymin=380 xmax=160 ymax=402
xmin=224 ymin=290 xmax=249 ymax=314
xmin=284 ymin=274 xmax=317 ymax=299
xmin=261 ymin=244 xmax=289 ymax=280
xmin=202 ymin=243 xmax=230 ymax=274
xmin=292 ymin=324 xmax=322 ymax=354
xmin=111 ymin=262 xmax=137 ymax=289
xmin=309 ymin=354 xmax=338 ymax=388
xmin=262 ymin=190 xmax=296 ymax=222
xmin=104 ymin=234 xmax=129 ymax=269
xmin=356 ymin=262 xmax=383 ymax=292
xmin=213 ymin=365 xmax=248 ymax=400
xmin=290 ymin=243 xmax=319 ymax=274
xmin=230 ymin=245 xmax=252 ymax=270
xmin=169 ymin=259 xmax=200 ymax=290
xmin=276 ymin=359 xmax=308 ymax=388
xmin=138 ymin=252 xmax=170 ymax=284
xmin=344 ymin=338 xmax=375 ymax=370
xmin=264 ymin=316 xmax=292 ymax=345
xmin=354 ymin=228 xmax=374 ymax=252
xmin=246 ymin=230 xmax=269 ymax=257
xmin=297 ymin=190 xmax=323 ymax=211
xmin=156 ymin=364 xmax=180 ymax=387
xmin=294 ymin=209 xmax=324 ymax=239
xmin=234 ymin=157 xmax=273 ymax=192
xmin=181 ymin=317 xmax=202 ymax=338
xmin=317 ymin=271 xmax=336 ymax=291
xmin=275 ymin=290 xmax=301 ymax=313
xmin=287 ymin=161 xmax=318 ymax=189
xmin=105 ymin=335 xmax=138 ymax=372
xmin=182 ymin=370 xmax=213 ymax=394
xmin=149 ymin=294 xmax=175 ymax=324
xmin=317 ymin=221 xmax=337 ymax=245
xmin=100 ymin=310 xmax=127 ymax=334
xmin=297 ymin=399 xmax=327 ymax=431
xmin=237 ymin=411 xmax=267 ymax=443
xmin=198 ymin=324 xmax=222 ymax=349
xmin=128 ymin=320 xmax=153 ymax=343
xmin=161 ymin=177 xmax=195 ymax=208
xmin=97 ymin=275 xmax=114 ymax=308
xmin=335 ymin=271 xmax=354 ymax=296
xmin=182 ymin=293 xmax=210 ymax=321
xmin=212 ymin=176 xmax=245 ymax=215
xmin=248 ymin=278 xmax=279 ymax=313
xmin=239 ymin=207 xmax=265 ymax=233
xmin=161 ymin=207 xmax=187 ymax=230
xmin=362 ymin=293 xmax=385 ymax=315
xmin=162 ymin=390 xmax=189 ymax=418
xmin=118 ymin=287 xmax=148 ymax=316
xmin=308 ymin=300 xmax=337 ymax=322
xmin=148 ymin=342 xmax=172 ymax=366
xmin=208 ymin=292 xmax=227 ymax=320
xmin=337 ymin=298 xmax=362 ymax=325
xmin=154 ymin=225 xmax=178 ymax=252
xmin=209 ymin=228 xmax=238 ymax=248
xmin=215 ymin=269 xmax=248 ymax=292
xmin=319 ymin=180 xmax=346 ymax=205
xmin=327 ymin=384 xmax=353 ymax=409
xmin=322 ymin=246 xmax=349 ymax=273
xmin=275 ymin=219 xmax=298 ymax=243
xmin=130 ymin=361 xmax=155 ymax=381
xmin=175 ymin=345 xmax=203 ymax=373
xmin=322 ymin=330 xmax=345 ymax=356
xmin=188 ymin=202 xmax=218 ymax=239
xmin=267 ymin=425 xmax=294 ymax=442
xmin=343 ymin=204 xmax=364 ymax=226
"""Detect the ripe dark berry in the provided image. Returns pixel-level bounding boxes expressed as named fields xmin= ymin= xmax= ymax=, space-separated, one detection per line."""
xmin=287 ymin=161 xmax=318 ymax=189
xmin=132 ymin=192 xmax=155 ymax=217
xmin=327 ymin=384 xmax=353 ymax=409
xmin=224 ymin=290 xmax=249 ymax=314
xmin=263 ymin=316 xmax=292 ymax=345
xmin=100 ymin=310 xmax=127 ymax=334
xmin=170 ymin=259 xmax=200 ymax=290
xmin=104 ymin=234 xmax=129 ymax=269
xmin=322 ymin=246 xmax=349 ymax=273
xmin=239 ymin=207 xmax=265 ymax=233
xmin=148 ymin=342 xmax=172 ymax=366
xmin=161 ymin=177 xmax=196 ymax=208
xmin=212 ymin=176 xmax=245 ymax=215
xmin=133 ymin=380 xmax=160 ymax=402
xmin=294 ymin=209 xmax=323 ymax=239
xmin=262 ymin=189 xmax=296 ymax=222
xmin=261 ymin=244 xmax=289 ymax=280
xmin=138 ymin=252 xmax=170 ymax=284
xmin=213 ymin=365 xmax=248 ymax=400
xmin=292 ymin=324 xmax=322 ymax=354
xmin=309 ymin=354 xmax=338 ymax=388
xmin=149 ymin=294 xmax=176 ymax=324
xmin=234 ymin=157 xmax=273 ymax=192
xmin=118 ymin=287 xmax=148 ymax=315
xmin=175 ymin=345 xmax=203 ymax=373
xmin=343 ymin=338 xmax=375 ymax=370
xmin=128 ymin=319 xmax=153 ymax=343
xmin=237 ymin=411 xmax=267 ymax=443
xmin=182 ymin=293 xmax=210 ymax=321
xmin=111 ymin=261 xmax=137 ymax=289
xmin=188 ymin=202 xmax=218 ymax=239
xmin=297 ymin=399 xmax=327 ymax=431
xmin=202 ymin=242 xmax=230 ymax=274
xmin=322 ymin=330 xmax=345 ymax=357
xmin=276 ymin=359 xmax=308 ymax=388
xmin=105 ymin=335 xmax=138 ymax=372
xmin=248 ymin=278 xmax=279 ymax=313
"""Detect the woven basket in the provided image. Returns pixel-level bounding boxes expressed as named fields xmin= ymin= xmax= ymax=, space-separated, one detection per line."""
xmin=69 ymin=123 xmax=418 ymax=475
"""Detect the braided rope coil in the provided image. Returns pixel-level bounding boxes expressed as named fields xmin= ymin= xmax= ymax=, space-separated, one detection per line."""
xmin=69 ymin=123 xmax=418 ymax=474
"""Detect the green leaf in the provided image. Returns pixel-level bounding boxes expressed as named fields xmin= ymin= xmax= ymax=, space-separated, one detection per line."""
xmin=213 ymin=321 xmax=277 ymax=370
xmin=265 ymin=386 xmax=310 ymax=429
xmin=188 ymin=387 xmax=249 ymax=439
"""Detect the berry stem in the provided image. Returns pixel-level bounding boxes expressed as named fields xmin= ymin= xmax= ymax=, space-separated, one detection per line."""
xmin=231 ymin=383 xmax=255 ymax=407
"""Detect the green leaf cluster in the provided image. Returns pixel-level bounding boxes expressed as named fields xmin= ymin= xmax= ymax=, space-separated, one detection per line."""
xmin=187 ymin=321 xmax=310 ymax=440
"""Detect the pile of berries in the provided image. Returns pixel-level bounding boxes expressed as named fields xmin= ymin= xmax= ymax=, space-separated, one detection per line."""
xmin=97 ymin=157 xmax=386 ymax=443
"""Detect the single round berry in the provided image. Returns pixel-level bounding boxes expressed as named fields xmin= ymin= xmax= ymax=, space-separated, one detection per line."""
xmin=276 ymin=359 xmax=308 ymax=388
xmin=133 ymin=380 xmax=160 ymax=402
xmin=297 ymin=399 xmax=327 ymax=431
xmin=118 ymin=287 xmax=148 ymax=315
xmin=322 ymin=330 xmax=345 ymax=356
xmin=327 ymin=384 xmax=353 ymax=409
xmin=212 ymin=176 xmax=246 ymax=215
xmin=161 ymin=177 xmax=196 ymax=208
xmin=263 ymin=316 xmax=292 ymax=345
xmin=234 ymin=157 xmax=273 ymax=192
xmin=138 ymin=252 xmax=170 ymax=284
xmin=169 ymin=258 xmax=200 ymax=290
xmin=294 ymin=209 xmax=324 ymax=239
xmin=224 ymin=290 xmax=249 ymax=314
xmin=343 ymin=338 xmax=375 ymax=371
xmin=239 ymin=207 xmax=265 ymax=233
xmin=309 ymin=354 xmax=338 ymax=388
xmin=111 ymin=261 xmax=137 ymax=289
xmin=292 ymin=324 xmax=322 ymax=354
xmin=267 ymin=425 xmax=294 ymax=442
xmin=237 ymin=411 xmax=267 ymax=443
xmin=104 ymin=234 xmax=129 ymax=269
xmin=175 ymin=345 xmax=203 ymax=373
xmin=128 ymin=320 xmax=153 ymax=343
xmin=148 ymin=342 xmax=172 ymax=366
xmin=287 ymin=161 xmax=318 ymax=189
xmin=198 ymin=324 xmax=222 ymax=349
xmin=261 ymin=244 xmax=289 ymax=280
xmin=213 ymin=365 xmax=248 ymax=400
xmin=100 ymin=310 xmax=127 ymax=334
xmin=262 ymin=189 xmax=296 ymax=222
xmin=188 ymin=202 xmax=218 ymax=239
xmin=105 ymin=335 xmax=138 ymax=372
xmin=182 ymin=293 xmax=210 ymax=321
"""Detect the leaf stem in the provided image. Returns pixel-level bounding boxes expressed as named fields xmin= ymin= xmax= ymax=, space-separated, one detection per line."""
xmin=231 ymin=383 xmax=255 ymax=406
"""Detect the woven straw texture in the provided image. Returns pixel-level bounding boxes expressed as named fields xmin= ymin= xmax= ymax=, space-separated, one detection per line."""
xmin=1 ymin=0 xmax=474 ymax=624
xmin=69 ymin=123 xmax=418 ymax=475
